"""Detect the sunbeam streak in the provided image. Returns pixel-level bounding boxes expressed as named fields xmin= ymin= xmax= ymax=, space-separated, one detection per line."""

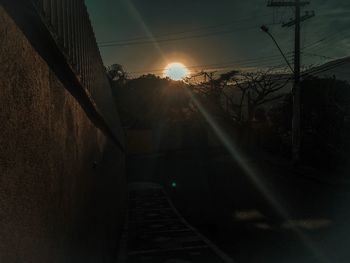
xmin=123 ymin=0 xmax=167 ymax=62
xmin=186 ymin=88 xmax=330 ymax=263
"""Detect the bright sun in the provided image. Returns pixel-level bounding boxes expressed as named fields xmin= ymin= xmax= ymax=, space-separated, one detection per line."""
xmin=164 ymin=62 xmax=189 ymax=81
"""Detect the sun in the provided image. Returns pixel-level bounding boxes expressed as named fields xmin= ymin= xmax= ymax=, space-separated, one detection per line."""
xmin=164 ymin=62 xmax=189 ymax=81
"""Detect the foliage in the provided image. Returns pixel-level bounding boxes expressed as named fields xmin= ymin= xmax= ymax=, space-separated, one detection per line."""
xmin=108 ymin=64 xmax=350 ymax=167
xmin=113 ymin=74 xmax=193 ymax=128
xmin=106 ymin=64 xmax=127 ymax=83
xmin=230 ymin=70 xmax=291 ymax=123
xmin=186 ymin=69 xmax=291 ymax=124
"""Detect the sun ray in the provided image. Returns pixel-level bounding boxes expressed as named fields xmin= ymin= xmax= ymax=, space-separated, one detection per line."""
xmin=123 ymin=0 xmax=166 ymax=62
xmin=185 ymin=87 xmax=329 ymax=263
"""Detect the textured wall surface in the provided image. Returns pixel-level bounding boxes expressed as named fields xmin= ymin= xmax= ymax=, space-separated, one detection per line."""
xmin=0 ymin=6 xmax=126 ymax=263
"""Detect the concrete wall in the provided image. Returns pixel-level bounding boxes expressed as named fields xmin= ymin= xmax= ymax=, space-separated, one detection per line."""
xmin=0 ymin=6 xmax=126 ymax=263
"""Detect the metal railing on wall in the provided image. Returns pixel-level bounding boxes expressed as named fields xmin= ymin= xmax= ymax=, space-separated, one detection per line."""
xmin=30 ymin=0 xmax=124 ymax=147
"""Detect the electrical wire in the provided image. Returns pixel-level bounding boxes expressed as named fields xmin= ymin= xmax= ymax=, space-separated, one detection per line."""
xmin=99 ymin=13 xmax=274 ymax=45
xmin=127 ymin=55 xmax=293 ymax=77
xmin=99 ymin=24 xmax=269 ymax=47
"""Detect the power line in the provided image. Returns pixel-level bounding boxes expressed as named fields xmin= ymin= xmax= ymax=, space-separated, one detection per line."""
xmin=125 ymin=40 xmax=343 ymax=77
xmin=303 ymin=57 xmax=350 ymax=77
xmin=98 ymin=13 xmax=274 ymax=46
xmin=99 ymin=24 xmax=267 ymax=47
xmin=126 ymin=44 xmax=345 ymax=76
xmin=302 ymin=52 xmax=334 ymax=60
xmin=127 ymin=57 xmax=349 ymax=81
xmin=120 ymin=28 xmax=346 ymax=77
xmin=132 ymin=56 xmax=291 ymax=74
xmin=127 ymin=54 xmax=294 ymax=76
xmin=302 ymin=30 xmax=350 ymax=53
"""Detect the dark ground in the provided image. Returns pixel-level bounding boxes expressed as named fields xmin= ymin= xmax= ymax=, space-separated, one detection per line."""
xmin=120 ymin=182 xmax=233 ymax=263
xmin=127 ymin=147 xmax=350 ymax=263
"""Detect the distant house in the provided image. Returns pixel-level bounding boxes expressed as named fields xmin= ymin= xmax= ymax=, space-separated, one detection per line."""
xmin=305 ymin=56 xmax=350 ymax=82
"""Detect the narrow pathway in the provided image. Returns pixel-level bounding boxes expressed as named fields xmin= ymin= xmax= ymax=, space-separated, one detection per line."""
xmin=117 ymin=182 xmax=234 ymax=263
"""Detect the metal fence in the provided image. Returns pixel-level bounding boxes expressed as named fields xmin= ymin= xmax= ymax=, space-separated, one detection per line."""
xmin=31 ymin=0 xmax=124 ymax=145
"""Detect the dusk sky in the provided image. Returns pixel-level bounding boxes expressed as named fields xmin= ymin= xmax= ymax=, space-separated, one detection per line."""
xmin=85 ymin=0 xmax=350 ymax=77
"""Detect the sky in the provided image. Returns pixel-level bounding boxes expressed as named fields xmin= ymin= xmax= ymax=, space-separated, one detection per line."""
xmin=85 ymin=0 xmax=350 ymax=77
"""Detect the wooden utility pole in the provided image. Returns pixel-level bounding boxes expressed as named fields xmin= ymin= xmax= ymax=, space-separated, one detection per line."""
xmin=293 ymin=0 xmax=302 ymax=162
xmin=267 ymin=0 xmax=315 ymax=162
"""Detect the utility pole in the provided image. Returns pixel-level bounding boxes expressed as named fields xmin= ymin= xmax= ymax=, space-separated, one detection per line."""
xmin=267 ymin=1 xmax=315 ymax=163
xmin=293 ymin=0 xmax=302 ymax=163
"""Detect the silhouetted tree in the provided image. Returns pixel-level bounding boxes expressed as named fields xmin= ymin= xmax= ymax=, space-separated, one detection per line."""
xmin=106 ymin=64 xmax=127 ymax=83
xmin=114 ymin=75 xmax=193 ymax=128
xmin=187 ymin=69 xmax=291 ymax=124
xmin=230 ymin=69 xmax=292 ymax=123
xmin=185 ymin=70 xmax=239 ymax=122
